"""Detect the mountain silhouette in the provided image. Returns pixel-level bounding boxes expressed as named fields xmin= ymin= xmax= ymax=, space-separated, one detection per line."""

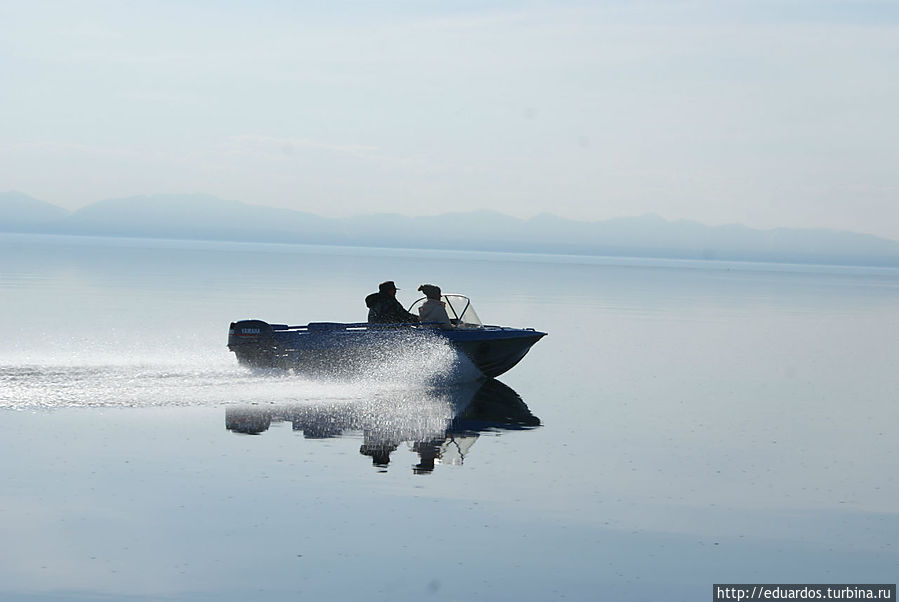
xmin=2 ymin=191 xmax=898 ymax=266
xmin=0 ymin=190 xmax=70 ymax=227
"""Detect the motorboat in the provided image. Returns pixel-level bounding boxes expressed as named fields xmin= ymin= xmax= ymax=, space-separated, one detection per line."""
xmin=227 ymin=294 xmax=546 ymax=378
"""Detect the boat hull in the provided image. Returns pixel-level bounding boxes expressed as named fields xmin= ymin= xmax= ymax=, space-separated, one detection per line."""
xmin=228 ymin=320 xmax=545 ymax=378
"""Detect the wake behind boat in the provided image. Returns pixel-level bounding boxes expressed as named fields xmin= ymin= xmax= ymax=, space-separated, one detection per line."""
xmin=228 ymin=294 xmax=546 ymax=378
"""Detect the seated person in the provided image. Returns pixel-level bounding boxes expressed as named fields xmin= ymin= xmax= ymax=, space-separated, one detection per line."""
xmin=365 ymin=281 xmax=419 ymax=324
xmin=416 ymin=284 xmax=452 ymax=328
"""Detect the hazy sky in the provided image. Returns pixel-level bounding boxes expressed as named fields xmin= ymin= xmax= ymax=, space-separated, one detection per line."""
xmin=2 ymin=1 xmax=898 ymax=239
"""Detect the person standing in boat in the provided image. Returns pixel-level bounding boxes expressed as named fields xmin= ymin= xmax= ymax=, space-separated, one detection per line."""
xmin=365 ymin=281 xmax=419 ymax=324
xmin=416 ymin=284 xmax=452 ymax=328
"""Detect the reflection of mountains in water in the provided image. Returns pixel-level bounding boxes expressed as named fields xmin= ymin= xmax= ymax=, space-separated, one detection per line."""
xmin=225 ymin=378 xmax=540 ymax=474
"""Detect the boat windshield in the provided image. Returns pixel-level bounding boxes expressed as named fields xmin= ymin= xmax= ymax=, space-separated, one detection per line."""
xmin=409 ymin=294 xmax=483 ymax=327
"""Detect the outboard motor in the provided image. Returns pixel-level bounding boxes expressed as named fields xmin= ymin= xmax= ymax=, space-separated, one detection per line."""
xmin=228 ymin=320 xmax=278 ymax=368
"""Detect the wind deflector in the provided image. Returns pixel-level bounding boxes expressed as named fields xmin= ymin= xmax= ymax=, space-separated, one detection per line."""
xmin=409 ymin=294 xmax=482 ymax=327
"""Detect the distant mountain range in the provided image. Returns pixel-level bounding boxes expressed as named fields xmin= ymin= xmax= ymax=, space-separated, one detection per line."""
xmin=3 ymin=190 xmax=899 ymax=266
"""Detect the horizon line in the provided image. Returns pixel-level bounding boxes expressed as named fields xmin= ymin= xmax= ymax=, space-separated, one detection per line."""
xmin=3 ymin=189 xmax=899 ymax=243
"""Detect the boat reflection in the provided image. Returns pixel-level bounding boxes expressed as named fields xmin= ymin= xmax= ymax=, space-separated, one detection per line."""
xmin=225 ymin=378 xmax=540 ymax=474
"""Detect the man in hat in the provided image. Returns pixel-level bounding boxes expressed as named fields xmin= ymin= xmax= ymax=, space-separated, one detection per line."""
xmin=364 ymin=281 xmax=419 ymax=324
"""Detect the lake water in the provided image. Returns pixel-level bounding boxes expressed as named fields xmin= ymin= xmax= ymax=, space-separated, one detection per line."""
xmin=1 ymin=233 xmax=897 ymax=601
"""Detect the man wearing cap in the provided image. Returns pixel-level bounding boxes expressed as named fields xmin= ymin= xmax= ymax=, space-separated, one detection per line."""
xmin=364 ymin=281 xmax=419 ymax=324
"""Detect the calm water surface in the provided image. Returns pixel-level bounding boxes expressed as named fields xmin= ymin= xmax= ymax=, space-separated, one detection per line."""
xmin=1 ymin=234 xmax=897 ymax=601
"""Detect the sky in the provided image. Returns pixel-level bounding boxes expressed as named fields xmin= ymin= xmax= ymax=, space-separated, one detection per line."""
xmin=1 ymin=0 xmax=898 ymax=240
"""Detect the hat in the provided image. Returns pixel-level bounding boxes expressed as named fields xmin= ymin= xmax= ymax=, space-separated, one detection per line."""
xmin=418 ymin=284 xmax=441 ymax=299
xmin=379 ymin=281 xmax=399 ymax=293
